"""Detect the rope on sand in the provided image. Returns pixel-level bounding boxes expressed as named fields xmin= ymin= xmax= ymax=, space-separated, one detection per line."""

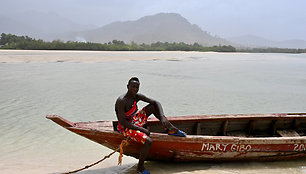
xmin=63 ymin=138 xmax=130 ymax=174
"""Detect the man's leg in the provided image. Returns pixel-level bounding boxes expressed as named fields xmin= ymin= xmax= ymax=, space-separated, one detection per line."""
xmin=144 ymin=104 xmax=177 ymax=132
xmin=137 ymin=137 xmax=152 ymax=172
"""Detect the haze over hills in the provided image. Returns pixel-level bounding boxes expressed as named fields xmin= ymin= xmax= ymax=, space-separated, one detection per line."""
xmin=76 ymin=13 xmax=231 ymax=46
xmin=227 ymin=35 xmax=306 ymax=49
xmin=1 ymin=11 xmax=306 ymax=48
xmin=0 ymin=11 xmax=96 ymax=41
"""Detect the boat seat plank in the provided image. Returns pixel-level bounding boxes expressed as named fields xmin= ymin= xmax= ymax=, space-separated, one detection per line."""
xmin=277 ymin=130 xmax=300 ymax=137
xmin=194 ymin=122 xmax=201 ymax=135
xmin=222 ymin=120 xmax=228 ymax=136
xmin=248 ymin=120 xmax=256 ymax=135
xmin=271 ymin=120 xmax=277 ymax=135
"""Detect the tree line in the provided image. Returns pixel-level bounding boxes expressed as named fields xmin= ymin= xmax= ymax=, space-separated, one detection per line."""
xmin=237 ymin=47 xmax=306 ymax=54
xmin=1 ymin=33 xmax=305 ymax=53
xmin=0 ymin=33 xmax=236 ymax=52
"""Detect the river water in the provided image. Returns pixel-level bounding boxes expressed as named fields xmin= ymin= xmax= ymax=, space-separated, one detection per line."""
xmin=0 ymin=51 xmax=305 ymax=174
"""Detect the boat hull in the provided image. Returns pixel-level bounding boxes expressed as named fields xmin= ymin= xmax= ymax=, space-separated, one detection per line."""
xmin=46 ymin=114 xmax=306 ymax=162
xmin=67 ymin=127 xmax=306 ymax=161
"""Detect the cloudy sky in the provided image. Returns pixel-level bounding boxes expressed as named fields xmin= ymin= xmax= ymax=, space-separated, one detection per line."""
xmin=1 ymin=0 xmax=305 ymax=41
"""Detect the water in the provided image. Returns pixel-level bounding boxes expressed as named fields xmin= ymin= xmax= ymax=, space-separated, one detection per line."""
xmin=0 ymin=51 xmax=305 ymax=174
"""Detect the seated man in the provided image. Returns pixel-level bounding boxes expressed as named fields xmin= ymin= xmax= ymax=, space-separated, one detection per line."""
xmin=115 ymin=77 xmax=185 ymax=174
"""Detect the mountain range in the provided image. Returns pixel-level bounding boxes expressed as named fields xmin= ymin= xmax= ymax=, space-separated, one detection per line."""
xmin=1 ymin=12 xmax=305 ymax=48
xmin=76 ymin=13 xmax=230 ymax=46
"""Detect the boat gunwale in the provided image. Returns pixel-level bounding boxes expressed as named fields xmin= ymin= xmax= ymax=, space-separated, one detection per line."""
xmin=46 ymin=113 xmax=306 ymax=126
xmin=67 ymin=126 xmax=306 ymax=144
xmin=146 ymin=113 xmax=306 ymax=123
xmin=46 ymin=114 xmax=306 ymax=142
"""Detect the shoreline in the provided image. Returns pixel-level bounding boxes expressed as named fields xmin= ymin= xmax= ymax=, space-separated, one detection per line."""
xmin=0 ymin=50 xmax=257 ymax=63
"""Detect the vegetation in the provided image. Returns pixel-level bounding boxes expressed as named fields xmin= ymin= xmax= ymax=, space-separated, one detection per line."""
xmin=238 ymin=47 xmax=306 ymax=54
xmin=1 ymin=33 xmax=305 ymax=53
xmin=0 ymin=33 xmax=235 ymax=52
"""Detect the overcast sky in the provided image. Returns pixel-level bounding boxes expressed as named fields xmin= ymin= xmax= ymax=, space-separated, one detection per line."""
xmin=1 ymin=0 xmax=305 ymax=41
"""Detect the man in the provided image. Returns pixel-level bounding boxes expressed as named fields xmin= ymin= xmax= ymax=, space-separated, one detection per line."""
xmin=115 ymin=77 xmax=186 ymax=174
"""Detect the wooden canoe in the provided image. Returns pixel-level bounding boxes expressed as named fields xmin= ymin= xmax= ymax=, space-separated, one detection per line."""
xmin=46 ymin=113 xmax=306 ymax=162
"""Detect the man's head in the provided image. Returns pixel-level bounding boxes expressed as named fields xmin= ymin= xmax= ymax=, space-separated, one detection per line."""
xmin=128 ymin=77 xmax=140 ymax=85
xmin=127 ymin=77 xmax=140 ymax=95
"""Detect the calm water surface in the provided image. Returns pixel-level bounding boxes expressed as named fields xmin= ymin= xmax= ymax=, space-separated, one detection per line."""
xmin=0 ymin=51 xmax=306 ymax=174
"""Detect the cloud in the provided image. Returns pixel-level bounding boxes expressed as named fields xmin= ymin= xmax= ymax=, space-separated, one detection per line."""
xmin=0 ymin=0 xmax=305 ymax=40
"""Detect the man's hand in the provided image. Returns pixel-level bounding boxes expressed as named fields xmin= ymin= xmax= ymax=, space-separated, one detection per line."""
xmin=140 ymin=127 xmax=150 ymax=136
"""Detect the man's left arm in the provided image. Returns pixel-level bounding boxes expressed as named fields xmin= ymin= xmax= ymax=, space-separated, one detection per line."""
xmin=137 ymin=93 xmax=160 ymax=106
xmin=137 ymin=93 xmax=166 ymax=120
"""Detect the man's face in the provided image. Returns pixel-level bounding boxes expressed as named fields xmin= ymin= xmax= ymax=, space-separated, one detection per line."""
xmin=127 ymin=81 xmax=140 ymax=95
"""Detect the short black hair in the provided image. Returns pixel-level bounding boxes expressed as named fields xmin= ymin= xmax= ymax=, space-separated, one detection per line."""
xmin=128 ymin=77 xmax=140 ymax=85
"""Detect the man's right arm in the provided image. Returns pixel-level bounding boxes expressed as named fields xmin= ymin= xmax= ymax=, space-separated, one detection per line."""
xmin=115 ymin=98 xmax=150 ymax=136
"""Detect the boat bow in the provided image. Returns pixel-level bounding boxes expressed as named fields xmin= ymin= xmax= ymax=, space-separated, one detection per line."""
xmin=46 ymin=115 xmax=75 ymax=128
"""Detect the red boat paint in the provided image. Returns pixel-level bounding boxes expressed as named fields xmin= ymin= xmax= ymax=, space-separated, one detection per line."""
xmin=46 ymin=113 xmax=306 ymax=162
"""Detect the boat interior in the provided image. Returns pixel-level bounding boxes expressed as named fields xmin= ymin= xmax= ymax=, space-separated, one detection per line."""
xmin=113 ymin=113 xmax=306 ymax=137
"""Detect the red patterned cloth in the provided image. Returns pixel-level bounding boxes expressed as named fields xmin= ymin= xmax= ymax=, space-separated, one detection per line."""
xmin=117 ymin=101 xmax=148 ymax=144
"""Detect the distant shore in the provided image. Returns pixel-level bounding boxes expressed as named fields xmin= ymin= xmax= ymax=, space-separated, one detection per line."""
xmin=0 ymin=50 xmax=223 ymax=63
xmin=1 ymin=33 xmax=305 ymax=54
xmin=1 ymin=50 xmax=305 ymax=64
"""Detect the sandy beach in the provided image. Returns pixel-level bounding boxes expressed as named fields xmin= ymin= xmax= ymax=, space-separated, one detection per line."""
xmin=0 ymin=50 xmax=221 ymax=63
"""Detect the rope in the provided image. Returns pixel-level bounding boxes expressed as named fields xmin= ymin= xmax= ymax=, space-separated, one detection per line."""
xmin=118 ymin=138 xmax=130 ymax=165
xmin=63 ymin=138 xmax=130 ymax=174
